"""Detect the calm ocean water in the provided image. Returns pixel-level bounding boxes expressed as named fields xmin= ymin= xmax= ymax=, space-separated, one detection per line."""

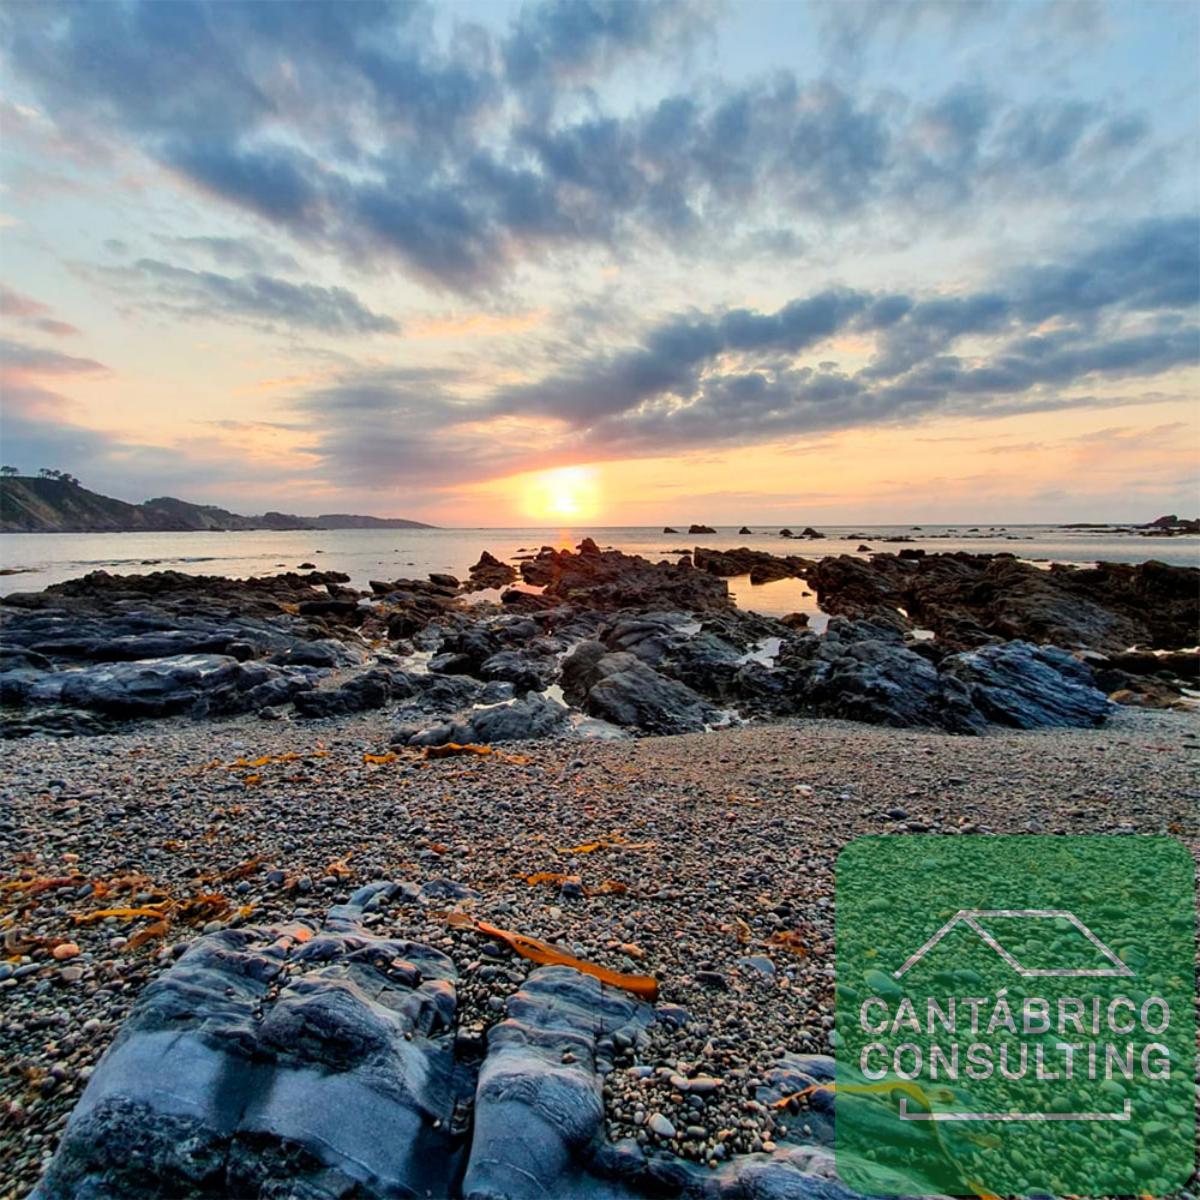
xmin=1 ymin=524 xmax=1196 ymax=620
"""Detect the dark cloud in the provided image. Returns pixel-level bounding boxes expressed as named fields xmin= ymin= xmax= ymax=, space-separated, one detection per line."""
xmin=493 ymin=289 xmax=870 ymax=423
xmin=289 ymin=366 xmax=530 ymax=487
xmin=475 ymin=215 xmax=1200 ymax=454
xmin=275 ymin=215 xmax=1196 ymax=489
xmin=505 ymin=0 xmax=698 ymax=83
xmin=0 ymin=0 xmax=1165 ymax=292
xmin=104 ymin=259 xmax=399 ymax=335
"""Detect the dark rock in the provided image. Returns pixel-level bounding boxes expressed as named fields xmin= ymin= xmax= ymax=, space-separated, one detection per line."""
xmin=409 ymin=672 xmax=504 ymax=712
xmin=479 ymin=648 xmax=554 ymax=693
xmin=579 ymin=652 xmax=719 ymax=736
xmin=26 ymin=654 xmax=274 ymax=720
xmin=428 ymin=573 xmax=460 ymax=589
xmin=297 ymin=561 xmax=316 ymax=569
xmin=688 ymin=524 xmax=716 ymax=534
xmin=809 ymin=552 xmax=1199 ymax=651
xmin=738 ymin=527 xmax=753 ymax=535
xmin=559 ymin=640 xmax=611 ymax=706
xmin=398 ymin=692 xmax=570 ymax=746
xmin=293 ymin=668 xmax=408 ymax=718
xmin=34 ymin=883 xmax=465 ymax=1200
xmin=297 ymin=598 xmax=362 ymax=625
xmin=1 ymin=709 xmax=113 ymax=739
xmin=800 ymin=527 xmax=825 ymax=539
xmin=465 ymin=550 xmax=518 ymax=592
xmin=521 ymin=544 xmax=729 ymax=612
xmin=662 ymin=526 xmax=678 ymax=533
xmin=270 ymin=638 xmax=360 ymax=669
xmin=791 ymin=621 xmax=985 ymax=733
xmin=464 ymin=966 xmax=654 ymax=1198
xmin=940 ymin=642 xmax=1110 ymax=729
xmin=693 ymin=546 xmax=810 ymax=583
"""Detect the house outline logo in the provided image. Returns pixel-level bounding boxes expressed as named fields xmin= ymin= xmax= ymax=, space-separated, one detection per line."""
xmin=889 ymin=907 xmax=1135 ymax=1124
xmin=893 ymin=908 xmax=1134 ymax=980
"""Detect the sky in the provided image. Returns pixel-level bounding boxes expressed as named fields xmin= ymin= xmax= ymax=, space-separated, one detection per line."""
xmin=0 ymin=0 xmax=1197 ymax=526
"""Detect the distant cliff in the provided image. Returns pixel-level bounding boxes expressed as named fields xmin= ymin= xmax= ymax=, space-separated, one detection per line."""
xmin=0 ymin=477 xmax=435 ymax=533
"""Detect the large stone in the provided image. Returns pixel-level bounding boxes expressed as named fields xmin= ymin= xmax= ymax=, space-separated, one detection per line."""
xmin=520 ymin=543 xmax=730 ymax=612
xmin=793 ymin=623 xmax=985 ymax=733
xmin=49 ymin=654 xmax=281 ymax=719
xmin=941 ymin=641 xmax=1111 ymax=728
xmin=464 ymin=966 xmax=655 ymax=1198
xmin=33 ymin=883 xmax=467 ymax=1200
xmin=396 ymin=692 xmax=570 ymax=746
xmin=809 ymin=552 xmax=1199 ymax=652
xmin=294 ymin=668 xmax=410 ymax=718
xmin=581 ymin=652 xmax=720 ymax=736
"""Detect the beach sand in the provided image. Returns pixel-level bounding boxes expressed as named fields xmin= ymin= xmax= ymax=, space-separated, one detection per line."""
xmin=2 ymin=708 xmax=1197 ymax=1196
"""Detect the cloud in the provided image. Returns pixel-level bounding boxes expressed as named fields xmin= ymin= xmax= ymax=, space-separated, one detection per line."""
xmin=288 ymin=365 xmax=533 ymax=488
xmin=0 ymin=286 xmax=80 ymax=337
xmin=0 ymin=0 xmax=1167 ymax=293
xmin=269 ymin=214 xmax=1197 ymax=494
xmin=471 ymin=215 xmax=1200 ymax=455
xmin=503 ymin=0 xmax=711 ymax=102
xmin=158 ymin=235 xmax=302 ymax=274
xmin=101 ymin=258 xmax=399 ymax=335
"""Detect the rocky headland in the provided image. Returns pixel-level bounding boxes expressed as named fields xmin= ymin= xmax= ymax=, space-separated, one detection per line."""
xmin=0 ymin=475 xmax=434 ymax=534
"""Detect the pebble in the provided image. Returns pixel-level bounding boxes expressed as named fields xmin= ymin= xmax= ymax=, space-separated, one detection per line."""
xmin=648 ymin=1113 xmax=676 ymax=1138
xmin=51 ymin=943 xmax=80 ymax=961
xmin=0 ymin=704 xmax=1193 ymax=1197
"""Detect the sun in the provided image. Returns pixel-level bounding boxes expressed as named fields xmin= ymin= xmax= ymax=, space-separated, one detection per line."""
xmin=522 ymin=466 xmax=601 ymax=522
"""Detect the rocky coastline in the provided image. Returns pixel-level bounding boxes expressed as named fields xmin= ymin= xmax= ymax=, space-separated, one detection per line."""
xmin=1 ymin=539 xmax=1196 ymax=743
xmin=2 ymin=540 xmax=1198 ymax=1197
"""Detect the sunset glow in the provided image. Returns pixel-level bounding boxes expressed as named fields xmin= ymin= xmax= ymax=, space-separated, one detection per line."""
xmin=0 ymin=1 xmax=1195 ymax=524
xmin=522 ymin=466 xmax=601 ymax=522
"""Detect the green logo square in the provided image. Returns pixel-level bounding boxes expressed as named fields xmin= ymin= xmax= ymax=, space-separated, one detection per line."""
xmin=835 ymin=836 xmax=1195 ymax=1196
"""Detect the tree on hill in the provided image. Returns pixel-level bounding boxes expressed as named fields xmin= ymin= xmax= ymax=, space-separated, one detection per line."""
xmin=0 ymin=466 xmax=18 ymax=476
xmin=33 ymin=468 xmax=81 ymax=484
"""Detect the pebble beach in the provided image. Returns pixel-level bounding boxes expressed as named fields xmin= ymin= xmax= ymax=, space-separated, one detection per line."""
xmin=3 ymin=707 xmax=1197 ymax=1198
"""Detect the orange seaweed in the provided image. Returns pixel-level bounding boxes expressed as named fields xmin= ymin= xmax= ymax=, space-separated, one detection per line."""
xmin=469 ymin=917 xmax=658 ymax=1001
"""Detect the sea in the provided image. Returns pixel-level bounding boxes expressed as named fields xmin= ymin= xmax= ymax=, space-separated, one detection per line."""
xmin=1 ymin=524 xmax=1196 ymax=623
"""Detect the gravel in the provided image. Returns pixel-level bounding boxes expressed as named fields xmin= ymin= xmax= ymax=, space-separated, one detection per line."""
xmin=1 ymin=705 xmax=1197 ymax=1196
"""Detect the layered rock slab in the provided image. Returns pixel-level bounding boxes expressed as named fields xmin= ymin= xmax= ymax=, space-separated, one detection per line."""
xmin=36 ymin=890 xmax=949 ymax=1200
xmin=33 ymin=882 xmax=467 ymax=1199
